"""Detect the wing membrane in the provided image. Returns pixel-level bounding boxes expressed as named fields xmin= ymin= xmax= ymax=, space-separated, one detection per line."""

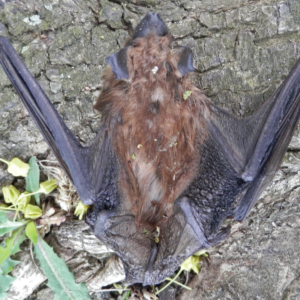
xmin=208 ymin=58 xmax=300 ymax=221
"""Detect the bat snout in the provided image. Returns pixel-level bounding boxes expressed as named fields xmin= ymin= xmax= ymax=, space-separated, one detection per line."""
xmin=133 ymin=12 xmax=168 ymax=39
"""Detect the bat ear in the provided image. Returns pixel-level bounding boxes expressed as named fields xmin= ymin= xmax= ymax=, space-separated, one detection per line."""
xmin=175 ymin=46 xmax=194 ymax=77
xmin=106 ymin=47 xmax=129 ymax=80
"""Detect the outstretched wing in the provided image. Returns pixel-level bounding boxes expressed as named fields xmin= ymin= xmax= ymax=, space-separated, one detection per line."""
xmin=182 ymin=57 xmax=300 ymax=244
xmin=0 ymin=36 xmax=119 ymax=208
xmin=209 ymin=57 xmax=300 ymax=221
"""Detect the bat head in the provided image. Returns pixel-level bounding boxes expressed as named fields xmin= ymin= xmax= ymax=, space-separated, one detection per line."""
xmin=105 ymin=12 xmax=194 ymax=81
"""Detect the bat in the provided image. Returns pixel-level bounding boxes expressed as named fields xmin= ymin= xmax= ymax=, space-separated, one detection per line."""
xmin=1 ymin=12 xmax=300 ymax=286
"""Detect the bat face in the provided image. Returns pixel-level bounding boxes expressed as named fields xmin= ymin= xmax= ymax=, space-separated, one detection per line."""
xmin=1 ymin=11 xmax=300 ymax=286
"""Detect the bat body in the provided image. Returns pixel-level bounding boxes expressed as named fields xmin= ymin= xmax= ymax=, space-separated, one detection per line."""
xmin=1 ymin=12 xmax=300 ymax=285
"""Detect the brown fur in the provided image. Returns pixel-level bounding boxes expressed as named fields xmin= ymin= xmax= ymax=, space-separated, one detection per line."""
xmin=94 ymin=34 xmax=210 ymax=228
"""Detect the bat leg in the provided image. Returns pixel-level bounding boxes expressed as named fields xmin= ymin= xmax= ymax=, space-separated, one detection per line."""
xmin=177 ymin=197 xmax=230 ymax=246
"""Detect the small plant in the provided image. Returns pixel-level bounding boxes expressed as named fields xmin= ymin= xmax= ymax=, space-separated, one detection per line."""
xmin=156 ymin=249 xmax=208 ymax=295
xmin=183 ymin=90 xmax=192 ymax=100
xmin=74 ymin=201 xmax=89 ymax=220
xmin=104 ymin=249 xmax=208 ymax=299
xmin=0 ymin=157 xmax=90 ymax=299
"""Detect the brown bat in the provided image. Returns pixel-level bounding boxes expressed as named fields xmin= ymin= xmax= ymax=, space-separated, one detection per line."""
xmin=0 ymin=12 xmax=300 ymax=286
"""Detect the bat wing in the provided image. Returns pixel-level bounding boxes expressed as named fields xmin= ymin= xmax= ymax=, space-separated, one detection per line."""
xmin=208 ymin=57 xmax=300 ymax=222
xmin=177 ymin=57 xmax=300 ymax=251
xmin=0 ymin=36 xmax=119 ymax=207
xmin=179 ymin=58 xmax=300 ymax=245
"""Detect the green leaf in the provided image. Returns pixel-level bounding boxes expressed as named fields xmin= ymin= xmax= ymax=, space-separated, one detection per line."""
xmin=25 ymin=222 xmax=38 ymax=244
xmin=0 ymin=211 xmax=7 ymax=224
xmin=34 ymin=236 xmax=91 ymax=300
xmin=0 ymin=228 xmax=26 ymax=266
xmin=0 ymin=157 xmax=30 ymax=177
xmin=1 ymin=257 xmax=19 ymax=275
xmin=180 ymin=255 xmax=200 ymax=274
xmin=38 ymin=179 xmax=57 ymax=195
xmin=0 ymin=211 xmax=26 ymax=237
xmin=0 ymin=271 xmax=15 ymax=300
xmin=24 ymin=205 xmax=42 ymax=219
xmin=183 ymin=90 xmax=192 ymax=100
xmin=2 ymin=185 xmax=20 ymax=204
xmin=194 ymin=249 xmax=208 ymax=257
xmin=122 ymin=291 xmax=130 ymax=300
xmin=1 ymin=227 xmax=25 ymax=274
xmin=4 ymin=228 xmax=25 ymax=255
xmin=74 ymin=202 xmax=89 ymax=220
xmin=26 ymin=157 xmax=40 ymax=205
xmin=15 ymin=192 xmax=31 ymax=211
